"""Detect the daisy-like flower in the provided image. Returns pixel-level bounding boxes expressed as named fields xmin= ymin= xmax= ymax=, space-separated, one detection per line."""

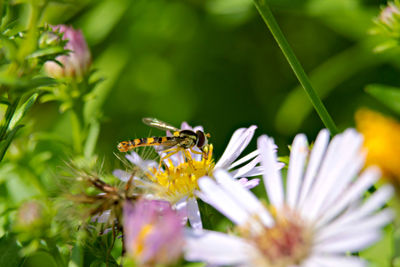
xmin=114 ymin=122 xmax=263 ymax=229
xmin=123 ymin=199 xmax=184 ymax=266
xmin=185 ymin=129 xmax=394 ymax=267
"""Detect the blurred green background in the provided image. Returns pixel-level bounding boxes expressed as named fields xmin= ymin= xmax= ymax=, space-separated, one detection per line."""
xmin=2 ymin=0 xmax=400 ymax=266
xmin=22 ymin=0 xmax=398 ymax=165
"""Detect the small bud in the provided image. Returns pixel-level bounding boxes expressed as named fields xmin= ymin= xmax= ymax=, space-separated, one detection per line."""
xmin=380 ymin=2 xmax=400 ymax=29
xmin=371 ymin=1 xmax=400 ymax=51
xmin=44 ymin=25 xmax=91 ymax=80
xmin=15 ymin=201 xmax=47 ymax=233
xmin=123 ymin=199 xmax=184 ymax=266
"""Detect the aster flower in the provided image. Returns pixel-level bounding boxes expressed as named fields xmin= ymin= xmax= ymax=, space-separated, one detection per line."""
xmin=44 ymin=25 xmax=91 ymax=79
xmin=123 ymin=199 xmax=184 ymax=266
xmin=184 ymin=129 xmax=394 ymax=267
xmin=114 ymin=123 xmax=264 ymax=229
xmin=356 ymin=109 xmax=400 ymax=184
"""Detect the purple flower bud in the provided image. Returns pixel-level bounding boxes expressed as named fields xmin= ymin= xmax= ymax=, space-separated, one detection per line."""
xmin=44 ymin=25 xmax=91 ymax=79
xmin=380 ymin=2 xmax=400 ymax=28
xmin=123 ymin=199 xmax=184 ymax=265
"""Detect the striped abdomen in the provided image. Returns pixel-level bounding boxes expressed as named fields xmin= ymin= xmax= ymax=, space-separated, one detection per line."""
xmin=117 ymin=136 xmax=172 ymax=152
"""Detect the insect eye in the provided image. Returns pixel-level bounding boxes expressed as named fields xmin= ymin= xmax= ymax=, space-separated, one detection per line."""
xmin=196 ymin=131 xmax=207 ymax=148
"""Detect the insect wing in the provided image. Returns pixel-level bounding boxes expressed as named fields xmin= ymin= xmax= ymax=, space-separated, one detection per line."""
xmin=142 ymin=117 xmax=179 ymax=132
xmin=153 ymin=137 xmax=181 ymax=151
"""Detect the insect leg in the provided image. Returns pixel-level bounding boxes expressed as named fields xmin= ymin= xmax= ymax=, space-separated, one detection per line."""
xmin=189 ymin=147 xmax=203 ymax=155
xmin=158 ymin=147 xmax=182 ymax=170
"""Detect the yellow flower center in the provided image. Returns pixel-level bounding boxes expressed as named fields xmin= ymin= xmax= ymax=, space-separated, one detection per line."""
xmin=240 ymin=207 xmax=312 ymax=267
xmin=133 ymin=224 xmax=154 ymax=257
xmin=148 ymin=145 xmax=215 ymax=203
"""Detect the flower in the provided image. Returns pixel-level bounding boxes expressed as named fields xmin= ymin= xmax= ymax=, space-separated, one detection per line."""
xmin=44 ymin=25 xmax=91 ymax=79
xmin=184 ymin=129 xmax=394 ymax=267
xmin=114 ymin=123 xmax=264 ymax=229
xmin=379 ymin=1 xmax=400 ymax=30
xmin=123 ymin=199 xmax=184 ymax=266
xmin=370 ymin=1 xmax=400 ymax=52
xmin=356 ymin=109 xmax=400 ymax=183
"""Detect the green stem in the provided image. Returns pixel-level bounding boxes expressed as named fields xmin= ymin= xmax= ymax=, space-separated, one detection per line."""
xmin=70 ymin=110 xmax=82 ymax=154
xmin=253 ymin=0 xmax=338 ymax=135
xmin=84 ymin=119 xmax=100 ymax=159
xmin=46 ymin=238 xmax=66 ymax=267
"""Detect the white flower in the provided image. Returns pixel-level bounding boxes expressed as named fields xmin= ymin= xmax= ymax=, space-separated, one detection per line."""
xmin=185 ymin=129 xmax=394 ymax=267
xmin=114 ymin=123 xmax=263 ymax=230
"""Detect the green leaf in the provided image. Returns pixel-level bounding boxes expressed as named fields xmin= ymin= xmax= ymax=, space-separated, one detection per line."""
xmin=22 ymin=251 xmax=58 ymax=267
xmin=9 ymin=93 xmax=38 ymax=129
xmin=0 ymin=234 xmax=23 ymax=267
xmin=0 ymin=124 xmax=23 ymax=162
xmin=0 ymin=97 xmax=11 ymax=105
xmin=0 ymin=75 xmax=57 ymax=90
xmin=26 ymin=47 xmax=67 ymax=60
xmin=359 ymin=224 xmax=394 ymax=267
xmin=365 ymin=84 xmax=400 ymax=116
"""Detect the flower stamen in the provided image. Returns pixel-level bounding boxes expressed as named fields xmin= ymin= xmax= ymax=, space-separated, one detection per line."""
xmin=148 ymin=145 xmax=215 ymax=202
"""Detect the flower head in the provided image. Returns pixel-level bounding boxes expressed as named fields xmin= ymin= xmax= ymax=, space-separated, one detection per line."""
xmin=44 ymin=25 xmax=91 ymax=79
xmin=115 ymin=123 xmax=263 ymax=229
xmin=185 ymin=129 xmax=393 ymax=266
xmin=123 ymin=199 xmax=184 ymax=266
xmin=356 ymin=109 xmax=400 ymax=182
xmin=371 ymin=1 xmax=400 ymax=51
xmin=379 ymin=1 xmax=400 ymax=30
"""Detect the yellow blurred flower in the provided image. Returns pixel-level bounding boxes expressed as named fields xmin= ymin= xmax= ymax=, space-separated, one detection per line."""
xmin=356 ymin=109 xmax=400 ymax=181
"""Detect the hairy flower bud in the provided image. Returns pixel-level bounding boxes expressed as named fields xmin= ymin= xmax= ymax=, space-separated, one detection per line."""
xmin=371 ymin=1 xmax=400 ymax=51
xmin=44 ymin=25 xmax=91 ymax=79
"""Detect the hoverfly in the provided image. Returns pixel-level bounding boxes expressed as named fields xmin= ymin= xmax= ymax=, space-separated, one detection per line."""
xmin=117 ymin=118 xmax=210 ymax=162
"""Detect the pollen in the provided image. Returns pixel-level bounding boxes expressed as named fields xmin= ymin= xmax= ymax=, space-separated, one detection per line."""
xmin=240 ymin=207 xmax=312 ymax=267
xmin=148 ymin=145 xmax=215 ymax=203
xmin=356 ymin=109 xmax=400 ymax=181
xmin=133 ymin=224 xmax=154 ymax=256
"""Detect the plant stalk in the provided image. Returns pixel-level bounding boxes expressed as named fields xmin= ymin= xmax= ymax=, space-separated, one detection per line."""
xmin=253 ymin=0 xmax=338 ymax=135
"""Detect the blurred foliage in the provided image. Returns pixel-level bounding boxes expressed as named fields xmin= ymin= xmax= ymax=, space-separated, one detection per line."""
xmin=1 ymin=0 xmax=400 ymax=266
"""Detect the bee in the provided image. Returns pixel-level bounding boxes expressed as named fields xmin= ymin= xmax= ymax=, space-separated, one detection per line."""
xmin=117 ymin=118 xmax=210 ymax=162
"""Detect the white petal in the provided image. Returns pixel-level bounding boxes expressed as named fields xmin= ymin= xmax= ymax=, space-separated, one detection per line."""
xmin=287 ymin=134 xmax=308 ymax=208
xmin=316 ymin=167 xmax=381 ymax=227
xmin=92 ymin=210 xmax=111 ymax=223
xmin=302 ymin=133 xmax=344 ymax=216
xmin=258 ymin=135 xmax=284 ymax=208
xmin=316 ymin=209 xmax=393 ymax=243
xmin=187 ymin=197 xmax=203 ymax=230
xmin=215 ymin=126 xmax=257 ymax=169
xmin=318 ymin=152 xmax=365 ymax=216
xmin=237 ymin=178 xmax=260 ymax=190
xmin=324 ymin=184 xmax=394 ymax=229
xmin=126 ymin=151 xmax=158 ymax=172
xmin=174 ymin=197 xmax=189 ymax=225
xmin=298 ymin=129 xmax=330 ymax=208
xmin=215 ymin=169 xmax=274 ymax=227
xmin=229 ymin=150 xmax=259 ymax=169
xmin=315 ymin=230 xmax=381 ymax=253
xmin=235 ymin=166 xmax=264 ymax=178
xmin=231 ymin=156 xmax=261 ymax=179
xmin=309 ymin=255 xmax=366 ymax=267
xmin=112 ymin=169 xmax=131 ymax=182
xmin=184 ymin=229 xmax=254 ymax=265
xmin=303 ymin=130 xmax=363 ymax=221
xmin=198 ymin=177 xmax=250 ymax=225
xmin=181 ymin=122 xmax=191 ymax=130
